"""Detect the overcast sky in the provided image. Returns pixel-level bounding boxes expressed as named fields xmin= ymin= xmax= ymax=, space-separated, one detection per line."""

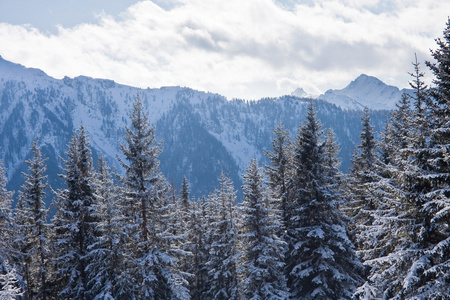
xmin=0 ymin=0 xmax=449 ymax=99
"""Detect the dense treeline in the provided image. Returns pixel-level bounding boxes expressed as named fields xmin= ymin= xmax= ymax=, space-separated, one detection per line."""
xmin=1 ymin=20 xmax=450 ymax=300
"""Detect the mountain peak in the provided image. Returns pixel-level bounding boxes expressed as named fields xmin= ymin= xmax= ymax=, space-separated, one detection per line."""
xmin=291 ymin=87 xmax=307 ymax=97
xmin=319 ymin=74 xmax=402 ymax=110
xmin=347 ymin=74 xmax=386 ymax=90
xmin=291 ymin=87 xmax=319 ymax=99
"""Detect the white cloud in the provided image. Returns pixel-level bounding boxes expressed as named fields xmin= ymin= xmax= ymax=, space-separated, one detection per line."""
xmin=0 ymin=0 xmax=449 ymax=99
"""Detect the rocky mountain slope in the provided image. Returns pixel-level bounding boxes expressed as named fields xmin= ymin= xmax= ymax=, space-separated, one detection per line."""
xmin=0 ymin=56 xmax=393 ymax=199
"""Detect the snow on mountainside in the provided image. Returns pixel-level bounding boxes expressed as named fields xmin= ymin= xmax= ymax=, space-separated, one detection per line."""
xmin=0 ymin=56 xmax=390 ymax=199
xmin=319 ymin=74 xmax=411 ymax=110
xmin=290 ymin=87 xmax=318 ymax=99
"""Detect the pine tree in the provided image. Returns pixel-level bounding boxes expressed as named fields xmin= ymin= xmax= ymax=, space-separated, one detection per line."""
xmin=15 ymin=140 xmax=50 ymax=300
xmin=51 ymin=126 xmax=99 ymax=299
xmin=206 ymin=173 xmax=239 ymax=300
xmin=119 ymin=95 xmax=189 ymax=299
xmin=286 ymin=100 xmax=363 ymax=299
xmin=238 ymin=159 xmax=288 ymax=300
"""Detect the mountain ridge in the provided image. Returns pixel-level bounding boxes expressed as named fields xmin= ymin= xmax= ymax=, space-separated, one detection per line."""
xmin=0 ymin=57 xmax=391 ymax=199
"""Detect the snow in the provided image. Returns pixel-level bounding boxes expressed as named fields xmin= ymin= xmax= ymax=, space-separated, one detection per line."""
xmin=291 ymin=87 xmax=319 ymax=99
xmin=307 ymin=227 xmax=325 ymax=239
xmin=0 ymin=56 xmax=393 ymax=191
xmin=319 ymin=74 xmax=412 ymax=110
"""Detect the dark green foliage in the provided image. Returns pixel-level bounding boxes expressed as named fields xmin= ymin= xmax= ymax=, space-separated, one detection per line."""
xmin=286 ymin=101 xmax=363 ymax=299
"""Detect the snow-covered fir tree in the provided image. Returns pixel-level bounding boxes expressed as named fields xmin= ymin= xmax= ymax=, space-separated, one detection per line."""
xmin=84 ymin=156 xmax=132 ymax=299
xmin=354 ymin=93 xmax=419 ymax=299
xmin=0 ymin=260 xmax=23 ymax=300
xmin=264 ymin=123 xmax=292 ymax=233
xmin=161 ymin=177 xmax=195 ymax=298
xmin=0 ymin=160 xmax=21 ymax=298
xmin=238 ymin=159 xmax=288 ymax=300
xmin=51 ymin=126 xmax=100 ymax=299
xmin=188 ymin=197 xmax=209 ymax=300
xmin=15 ymin=140 xmax=50 ymax=300
xmin=286 ymin=100 xmax=363 ymax=299
xmin=409 ymin=53 xmax=430 ymax=150
xmin=322 ymin=128 xmax=343 ymax=185
xmin=344 ymin=108 xmax=385 ymax=252
xmin=119 ymin=95 xmax=189 ymax=299
xmin=394 ymin=18 xmax=450 ymax=299
xmin=0 ymin=159 xmax=15 ymax=269
xmin=206 ymin=173 xmax=239 ymax=300
xmin=354 ymin=41 xmax=449 ymax=298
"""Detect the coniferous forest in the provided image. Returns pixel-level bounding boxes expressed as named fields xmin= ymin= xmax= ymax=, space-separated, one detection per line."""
xmin=1 ymin=19 xmax=450 ymax=300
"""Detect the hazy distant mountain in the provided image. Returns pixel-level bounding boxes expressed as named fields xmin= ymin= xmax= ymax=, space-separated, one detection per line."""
xmin=0 ymin=56 xmax=391 ymax=200
xmin=290 ymin=87 xmax=318 ymax=99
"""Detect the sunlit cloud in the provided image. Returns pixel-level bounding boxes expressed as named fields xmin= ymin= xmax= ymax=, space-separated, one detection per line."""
xmin=0 ymin=0 xmax=448 ymax=99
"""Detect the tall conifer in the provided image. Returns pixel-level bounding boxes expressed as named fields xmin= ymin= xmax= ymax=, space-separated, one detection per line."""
xmin=15 ymin=141 xmax=50 ymax=299
xmin=119 ymin=95 xmax=189 ymax=299
xmin=286 ymin=100 xmax=363 ymax=299
xmin=51 ymin=126 xmax=99 ymax=299
xmin=238 ymin=159 xmax=288 ymax=300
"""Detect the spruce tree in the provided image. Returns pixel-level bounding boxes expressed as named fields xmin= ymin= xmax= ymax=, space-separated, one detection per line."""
xmin=409 ymin=53 xmax=430 ymax=150
xmin=84 ymin=156 xmax=132 ymax=299
xmin=119 ymin=95 xmax=189 ymax=299
xmin=181 ymin=176 xmax=190 ymax=208
xmin=355 ymin=94 xmax=419 ymax=299
xmin=344 ymin=108 xmax=385 ymax=251
xmin=15 ymin=140 xmax=50 ymax=300
xmin=395 ymin=18 xmax=450 ymax=299
xmin=188 ymin=197 xmax=209 ymax=300
xmin=51 ymin=126 xmax=99 ymax=299
xmin=323 ymin=128 xmax=342 ymax=185
xmin=356 ymin=50 xmax=446 ymax=299
xmin=286 ymin=100 xmax=363 ymax=299
xmin=0 ymin=260 xmax=23 ymax=299
xmin=0 ymin=160 xmax=20 ymax=297
xmin=264 ymin=123 xmax=292 ymax=232
xmin=0 ymin=158 xmax=15 ymax=268
xmin=164 ymin=177 xmax=194 ymax=298
xmin=206 ymin=173 xmax=239 ymax=300
xmin=238 ymin=159 xmax=288 ymax=300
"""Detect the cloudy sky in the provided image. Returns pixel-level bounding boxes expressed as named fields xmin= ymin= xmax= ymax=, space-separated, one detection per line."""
xmin=0 ymin=0 xmax=449 ymax=99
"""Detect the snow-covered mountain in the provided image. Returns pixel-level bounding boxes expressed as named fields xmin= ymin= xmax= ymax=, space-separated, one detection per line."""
xmin=0 ymin=56 xmax=391 ymax=200
xmin=319 ymin=74 xmax=411 ymax=110
xmin=290 ymin=87 xmax=318 ymax=99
